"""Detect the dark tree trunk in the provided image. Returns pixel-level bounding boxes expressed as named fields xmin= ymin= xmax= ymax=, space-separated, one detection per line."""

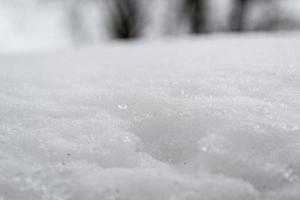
xmin=182 ymin=0 xmax=207 ymax=34
xmin=105 ymin=0 xmax=142 ymax=40
xmin=230 ymin=0 xmax=251 ymax=32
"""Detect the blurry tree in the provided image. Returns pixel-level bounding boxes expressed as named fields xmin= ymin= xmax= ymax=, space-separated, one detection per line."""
xmin=104 ymin=0 xmax=143 ymax=40
xmin=39 ymin=0 xmax=93 ymax=43
xmin=250 ymin=0 xmax=300 ymax=32
xmin=35 ymin=0 xmax=300 ymax=42
xmin=180 ymin=0 xmax=207 ymax=34
xmin=64 ymin=0 xmax=89 ymax=43
xmin=230 ymin=0 xmax=251 ymax=31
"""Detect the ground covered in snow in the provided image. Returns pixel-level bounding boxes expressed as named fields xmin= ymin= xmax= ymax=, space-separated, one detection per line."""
xmin=0 ymin=34 xmax=300 ymax=200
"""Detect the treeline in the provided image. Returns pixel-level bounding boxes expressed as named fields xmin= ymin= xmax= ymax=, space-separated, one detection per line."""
xmin=43 ymin=0 xmax=300 ymax=42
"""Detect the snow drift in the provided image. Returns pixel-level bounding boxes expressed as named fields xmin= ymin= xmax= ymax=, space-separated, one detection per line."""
xmin=0 ymin=34 xmax=300 ymax=199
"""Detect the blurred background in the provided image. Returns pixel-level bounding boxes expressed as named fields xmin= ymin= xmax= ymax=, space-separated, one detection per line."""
xmin=1 ymin=0 xmax=300 ymax=53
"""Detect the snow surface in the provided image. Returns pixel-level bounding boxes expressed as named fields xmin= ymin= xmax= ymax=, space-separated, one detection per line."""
xmin=0 ymin=34 xmax=300 ymax=200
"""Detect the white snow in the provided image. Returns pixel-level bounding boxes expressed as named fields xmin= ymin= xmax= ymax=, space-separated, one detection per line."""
xmin=0 ymin=34 xmax=300 ymax=199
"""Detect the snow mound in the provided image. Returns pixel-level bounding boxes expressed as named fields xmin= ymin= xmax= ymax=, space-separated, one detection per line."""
xmin=0 ymin=34 xmax=300 ymax=199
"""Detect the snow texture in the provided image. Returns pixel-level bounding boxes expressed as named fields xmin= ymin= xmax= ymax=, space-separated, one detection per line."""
xmin=0 ymin=34 xmax=300 ymax=200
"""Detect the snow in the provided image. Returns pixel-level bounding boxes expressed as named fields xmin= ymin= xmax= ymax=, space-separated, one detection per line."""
xmin=0 ymin=34 xmax=300 ymax=199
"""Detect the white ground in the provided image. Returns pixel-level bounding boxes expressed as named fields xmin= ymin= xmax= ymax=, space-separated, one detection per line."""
xmin=0 ymin=34 xmax=300 ymax=200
